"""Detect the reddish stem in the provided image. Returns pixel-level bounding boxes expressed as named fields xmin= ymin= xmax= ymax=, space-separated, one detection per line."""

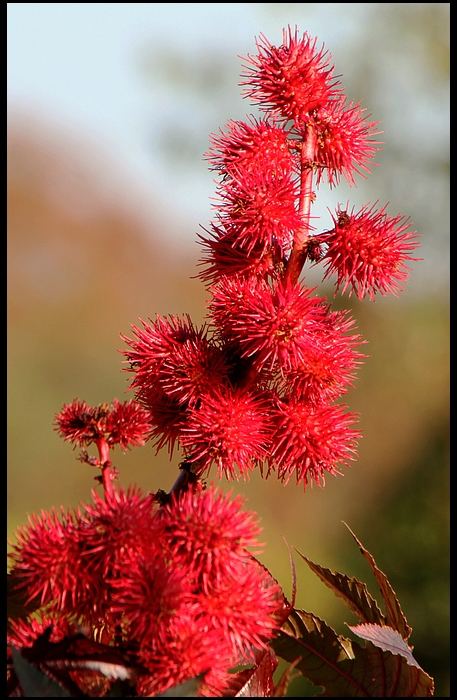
xmin=95 ymin=437 xmax=115 ymax=501
xmin=285 ymin=126 xmax=316 ymax=285
xmin=155 ymin=460 xmax=203 ymax=508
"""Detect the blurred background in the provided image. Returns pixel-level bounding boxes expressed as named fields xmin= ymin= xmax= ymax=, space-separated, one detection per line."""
xmin=8 ymin=3 xmax=449 ymax=696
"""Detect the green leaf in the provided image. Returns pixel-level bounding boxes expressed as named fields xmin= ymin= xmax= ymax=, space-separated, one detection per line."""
xmin=295 ymin=552 xmax=386 ymax=627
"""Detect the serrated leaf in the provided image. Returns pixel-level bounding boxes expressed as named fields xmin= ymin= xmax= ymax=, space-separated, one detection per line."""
xmin=343 ymin=523 xmax=412 ymax=640
xmin=271 ymin=608 xmax=357 ymax=695
xmin=296 ymin=551 xmax=386 ymax=627
xmin=280 ymin=536 xmax=297 ymax=610
xmin=335 ymin=642 xmax=434 ymax=697
xmin=347 ymin=624 xmax=420 ymax=668
xmin=251 ymin=555 xmax=292 ymax=625
xmin=272 ymin=609 xmax=434 ymax=696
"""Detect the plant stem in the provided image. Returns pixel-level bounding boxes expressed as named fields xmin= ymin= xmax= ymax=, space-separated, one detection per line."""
xmin=284 ymin=126 xmax=316 ymax=285
xmin=96 ymin=437 xmax=115 ymax=501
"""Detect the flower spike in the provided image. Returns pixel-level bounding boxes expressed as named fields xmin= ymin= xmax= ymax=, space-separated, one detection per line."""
xmin=8 ymin=26 xmax=426 ymax=698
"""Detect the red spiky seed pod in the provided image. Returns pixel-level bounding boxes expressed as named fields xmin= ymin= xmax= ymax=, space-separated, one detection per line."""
xmin=321 ymin=203 xmax=421 ymax=300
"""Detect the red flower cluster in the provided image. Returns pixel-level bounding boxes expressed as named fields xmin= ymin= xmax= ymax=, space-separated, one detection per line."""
xmin=124 ymin=305 xmax=363 ymax=486
xmin=120 ymin=27 xmax=419 ymax=489
xmin=320 ymin=204 xmax=422 ymax=300
xmin=241 ymin=28 xmax=338 ymax=121
xmin=8 ymin=26 xmax=422 ymax=697
xmin=240 ymin=27 xmax=382 ymax=186
xmin=9 ymin=483 xmax=284 ymax=696
xmin=54 ymin=399 xmax=153 ymax=496
xmin=55 ymin=399 xmax=151 ymax=451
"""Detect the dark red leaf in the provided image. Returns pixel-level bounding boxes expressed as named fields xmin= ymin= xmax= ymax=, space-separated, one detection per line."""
xmin=281 ymin=536 xmax=297 ymax=610
xmin=272 ymin=608 xmax=434 ymax=696
xmin=223 ymin=649 xmax=278 ymax=697
xmin=295 ymin=551 xmax=386 ymax=626
xmin=13 ymin=628 xmax=148 ymax=697
xmin=347 ymin=624 xmax=420 ymax=667
xmin=343 ymin=523 xmax=412 ymax=640
xmin=22 ymin=630 xmax=143 ymax=677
